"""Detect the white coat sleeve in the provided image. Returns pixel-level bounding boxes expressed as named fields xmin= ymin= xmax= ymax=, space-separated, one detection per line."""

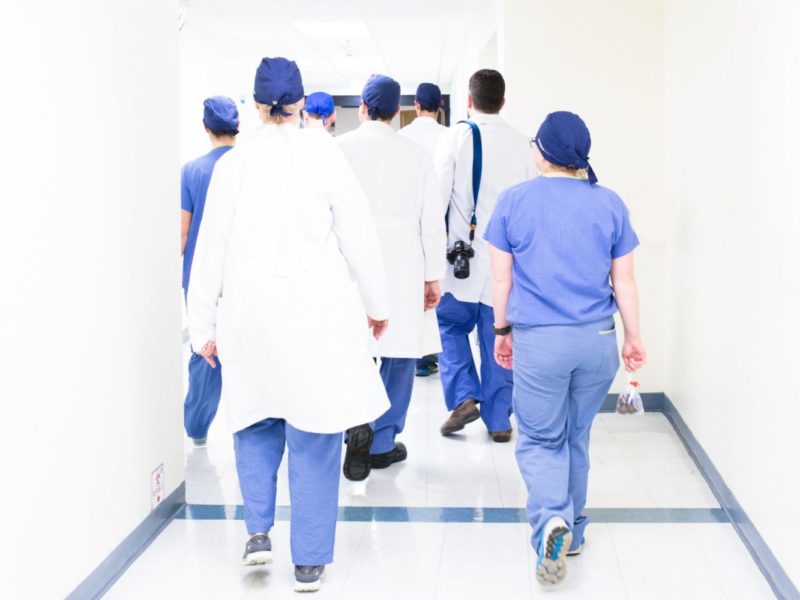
xmin=434 ymin=128 xmax=456 ymax=213
xmin=420 ymin=154 xmax=447 ymax=282
xmin=324 ymin=146 xmax=391 ymax=320
xmin=186 ymin=155 xmax=236 ymax=351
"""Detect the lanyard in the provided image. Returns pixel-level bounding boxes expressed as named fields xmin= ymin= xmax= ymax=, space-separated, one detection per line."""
xmin=457 ymin=120 xmax=482 ymax=241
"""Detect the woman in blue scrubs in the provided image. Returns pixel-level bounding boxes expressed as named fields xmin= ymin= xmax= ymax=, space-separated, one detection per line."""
xmin=484 ymin=111 xmax=647 ymax=586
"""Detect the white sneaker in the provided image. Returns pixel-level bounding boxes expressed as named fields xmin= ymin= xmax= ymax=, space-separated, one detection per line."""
xmin=536 ymin=517 xmax=572 ymax=585
xmin=294 ymin=565 xmax=324 ymax=593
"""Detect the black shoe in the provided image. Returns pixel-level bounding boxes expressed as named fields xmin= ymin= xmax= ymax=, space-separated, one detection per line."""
xmin=370 ymin=442 xmax=408 ymax=469
xmin=440 ymin=399 xmax=480 ymax=435
xmin=242 ymin=532 xmax=272 ymax=566
xmin=490 ymin=429 xmax=513 ymax=443
xmin=295 ymin=565 xmax=325 ymax=592
xmin=343 ymin=424 xmax=373 ymax=481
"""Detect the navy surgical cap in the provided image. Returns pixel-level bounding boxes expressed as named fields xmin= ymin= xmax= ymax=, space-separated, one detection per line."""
xmin=415 ymin=83 xmax=441 ymax=112
xmin=362 ymin=75 xmax=401 ymax=120
xmin=253 ymin=57 xmax=304 ymax=117
xmin=203 ymin=96 xmax=239 ymax=133
xmin=534 ymin=111 xmax=598 ymax=185
xmin=305 ymin=92 xmax=335 ymax=122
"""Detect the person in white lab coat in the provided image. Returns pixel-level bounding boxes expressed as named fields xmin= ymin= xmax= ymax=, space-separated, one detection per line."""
xmin=187 ymin=57 xmax=391 ymax=593
xmin=435 ymin=69 xmax=537 ymax=443
xmin=398 ymin=82 xmax=448 ymax=378
xmin=337 ymin=74 xmax=446 ymax=481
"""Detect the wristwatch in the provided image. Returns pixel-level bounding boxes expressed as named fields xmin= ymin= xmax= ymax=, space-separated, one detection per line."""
xmin=493 ymin=324 xmax=512 ymax=336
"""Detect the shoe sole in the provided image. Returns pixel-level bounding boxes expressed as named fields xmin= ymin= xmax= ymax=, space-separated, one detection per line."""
xmin=343 ymin=426 xmax=373 ymax=481
xmin=536 ymin=526 xmax=572 ymax=585
xmin=242 ymin=550 xmax=272 ymax=566
xmin=294 ymin=573 xmax=324 ymax=593
xmin=440 ymin=409 xmax=480 ymax=435
xmin=370 ymin=453 xmax=407 ymax=469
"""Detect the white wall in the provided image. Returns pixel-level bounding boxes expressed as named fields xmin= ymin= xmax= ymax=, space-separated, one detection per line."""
xmin=0 ymin=1 xmax=184 ymax=597
xmin=664 ymin=0 xmax=800 ymax=588
xmin=499 ymin=0 xmax=667 ymax=393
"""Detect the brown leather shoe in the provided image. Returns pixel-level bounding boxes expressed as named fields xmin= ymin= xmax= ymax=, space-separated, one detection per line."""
xmin=490 ymin=429 xmax=513 ymax=443
xmin=440 ymin=399 xmax=480 ymax=435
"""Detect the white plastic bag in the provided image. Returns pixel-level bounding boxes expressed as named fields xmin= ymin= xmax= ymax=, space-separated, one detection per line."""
xmin=616 ymin=372 xmax=644 ymax=415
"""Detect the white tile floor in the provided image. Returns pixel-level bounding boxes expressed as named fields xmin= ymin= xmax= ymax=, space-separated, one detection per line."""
xmin=106 ymin=372 xmax=775 ymax=599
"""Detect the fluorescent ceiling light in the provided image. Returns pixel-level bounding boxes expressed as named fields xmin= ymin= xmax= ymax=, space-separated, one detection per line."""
xmin=293 ymin=21 xmax=370 ymax=38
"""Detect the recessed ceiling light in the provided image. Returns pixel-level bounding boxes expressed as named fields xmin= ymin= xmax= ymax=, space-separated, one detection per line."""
xmin=292 ymin=22 xmax=370 ymax=38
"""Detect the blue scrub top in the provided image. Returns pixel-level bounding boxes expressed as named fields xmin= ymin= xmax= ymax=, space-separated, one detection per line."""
xmin=181 ymin=146 xmax=233 ymax=292
xmin=484 ymin=176 xmax=639 ymax=326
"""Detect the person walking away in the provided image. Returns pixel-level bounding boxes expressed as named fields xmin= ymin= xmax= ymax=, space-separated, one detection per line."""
xmin=337 ymin=75 xmax=446 ymax=481
xmin=187 ymin=57 xmax=391 ymax=593
xmin=484 ymin=111 xmax=647 ymax=585
xmin=181 ymin=96 xmax=239 ymax=447
xmin=303 ymin=91 xmax=337 ymax=134
xmin=399 ymin=82 xmax=448 ymax=378
xmin=435 ymin=69 xmax=537 ymax=442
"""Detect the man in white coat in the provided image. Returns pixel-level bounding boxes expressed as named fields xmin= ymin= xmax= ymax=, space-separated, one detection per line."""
xmin=435 ymin=69 xmax=537 ymax=443
xmin=337 ymin=75 xmax=446 ymax=481
xmin=188 ymin=57 xmax=391 ymax=593
xmin=398 ymin=82 xmax=448 ymax=378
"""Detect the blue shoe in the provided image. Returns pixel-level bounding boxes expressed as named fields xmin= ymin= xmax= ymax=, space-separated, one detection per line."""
xmin=536 ymin=517 xmax=572 ymax=585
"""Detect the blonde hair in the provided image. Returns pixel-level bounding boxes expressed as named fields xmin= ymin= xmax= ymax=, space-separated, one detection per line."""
xmin=549 ymin=164 xmax=589 ymax=180
xmin=257 ymin=99 xmax=305 ymax=124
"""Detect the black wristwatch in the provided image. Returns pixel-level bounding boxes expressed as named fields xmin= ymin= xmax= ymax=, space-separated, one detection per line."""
xmin=493 ymin=324 xmax=512 ymax=336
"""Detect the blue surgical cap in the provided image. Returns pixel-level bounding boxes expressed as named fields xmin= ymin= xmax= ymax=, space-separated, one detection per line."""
xmin=203 ymin=96 xmax=239 ymax=133
xmin=415 ymin=83 xmax=441 ymax=112
xmin=305 ymin=92 xmax=335 ymax=119
xmin=362 ymin=75 xmax=401 ymax=120
xmin=253 ymin=57 xmax=304 ymax=117
xmin=534 ymin=111 xmax=598 ymax=185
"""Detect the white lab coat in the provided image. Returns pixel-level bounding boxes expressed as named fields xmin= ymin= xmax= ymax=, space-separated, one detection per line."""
xmin=337 ymin=120 xmax=447 ymax=358
xmin=435 ymin=113 xmax=537 ymax=306
xmin=188 ymin=124 xmax=391 ymax=434
xmin=398 ymin=116 xmax=448 ymax=161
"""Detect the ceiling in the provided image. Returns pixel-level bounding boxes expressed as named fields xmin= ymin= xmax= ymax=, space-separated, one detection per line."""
xmin=182 ymin=0 xmax=495 ymax=94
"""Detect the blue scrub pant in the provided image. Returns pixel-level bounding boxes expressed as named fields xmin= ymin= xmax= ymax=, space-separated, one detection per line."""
xmin=234 ymin=419 xmax=343 ymax=566
xmin=512 ymin=317 xmax=619 ymax=552
xmin=436 ymin=293 xmax=514 ymax=432
xmin=371 ymin=358 xmax=416 ymax=454
xmin=184 ymin=353 xmax=222 ymax=440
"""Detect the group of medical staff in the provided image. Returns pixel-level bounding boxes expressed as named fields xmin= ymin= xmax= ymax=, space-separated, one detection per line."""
xmin=181 ymin=55 xmax=646 ymax=593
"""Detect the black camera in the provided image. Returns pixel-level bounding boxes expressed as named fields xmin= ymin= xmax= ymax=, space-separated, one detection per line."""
xmin=447 ymin=240 xmax=475 ymax=279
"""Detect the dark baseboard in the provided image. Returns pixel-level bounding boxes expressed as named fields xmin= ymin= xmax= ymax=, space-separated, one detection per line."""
xmin=67 ymin=481 xmax=186 ymax=600
xmin=663 ymin=396 xmax=798 ymax=599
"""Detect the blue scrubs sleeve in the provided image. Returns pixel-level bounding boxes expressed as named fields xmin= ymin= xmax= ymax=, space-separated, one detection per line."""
xmin=611 ymin=205 xmax=639 ymax=259
xmin=483 ymin=195 xmax=512 ymax=253
xmin=181 ymin=166 xmax=193 ymax=213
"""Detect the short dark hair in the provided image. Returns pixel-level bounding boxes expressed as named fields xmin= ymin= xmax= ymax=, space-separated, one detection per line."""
xmin=468 ymin=69 xmax=505 ymax=113
xmin=368 ymin=109 xmax=396 ymax=122
xmin=209 ymin=128 xmax=239 ymax=137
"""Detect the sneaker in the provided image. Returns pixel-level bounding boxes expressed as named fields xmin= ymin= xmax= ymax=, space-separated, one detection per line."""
xmin=536 ymin=517 xmax=572 ymax=585
xmin=192 ymin=437 xmax=207 ymax=447
xmin=440 ymin=399 xmax=480 ymax=435
xmin=370 ymin=442 xmax=408 ymax=469
xmin=294 ymin=565 xmax=325 ymax=593
xmin=490 ymin=429 xmax=513 ymax=443
xmin=567 ymin=540 xmax=584 ymax=557
xmin=343 ymin=424 xmax=373 ymax=481
xmin=242 ymin=533 xmax=272 ymax=566
xmin=415 ymin=360 xmax=439 ymax=377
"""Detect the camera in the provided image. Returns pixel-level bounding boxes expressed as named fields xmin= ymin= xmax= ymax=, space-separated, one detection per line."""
xmin=447 ymin=240 xmax=475 ymax=279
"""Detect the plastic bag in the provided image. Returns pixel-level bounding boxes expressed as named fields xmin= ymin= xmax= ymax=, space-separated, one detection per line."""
xmin=616 ymin=372 xmax=644 ymax=415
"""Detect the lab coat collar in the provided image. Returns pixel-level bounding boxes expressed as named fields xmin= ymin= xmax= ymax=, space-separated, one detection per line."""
xmin=360 ymin=119 xmax=395 ymax=133
xmin=468 ymin=112 xmax=505 ymax=125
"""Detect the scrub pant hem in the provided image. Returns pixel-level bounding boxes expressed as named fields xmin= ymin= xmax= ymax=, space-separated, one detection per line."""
xmin=184 ymin=353 xmax=222 ymax=440
xmin=371 ymin=358 xmax=416 ymax=455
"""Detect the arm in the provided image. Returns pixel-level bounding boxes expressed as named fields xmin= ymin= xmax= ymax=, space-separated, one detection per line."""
xmin=610 ymin=252 xmax=647 ymax=371
xmin=181 ymin=210 xmax=192 ymax=255
xmin=420 ymin=155 xmax=446 ymax=310
xmin=186 ymin=157 xmax=236 ymax=357
xmin=489 ymin=244 xmax=514 ymax=370
xmin=325 ymin=146 xmax=391 ymax=338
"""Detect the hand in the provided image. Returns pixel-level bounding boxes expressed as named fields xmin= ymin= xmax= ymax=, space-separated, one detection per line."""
xmin=622 ymin=336 xmax=647 ymax=372
xmin=494 ymin=332 xmax=513 ymax=370
xmin=424 ymin=281 xmax=442 ymax=311
xmin=198 ymin=341 xmax=218 ymax=368
xmin=368 ymin=316 xmax=389 ymax=340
